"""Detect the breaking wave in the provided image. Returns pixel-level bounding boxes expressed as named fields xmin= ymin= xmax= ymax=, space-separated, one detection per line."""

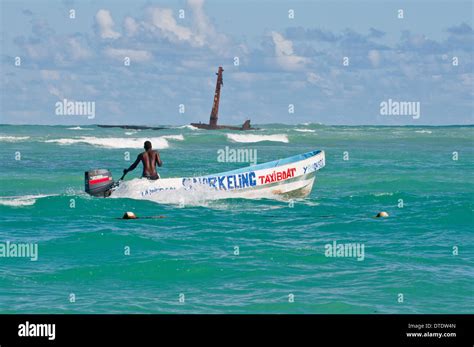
xmin=175 ymin=125 xmax=201 ymax=130
xmin=415 ymin=130 xmax=432 ymax=134
xmin=0 ymin=136 xmax=30 ymax=142
xmin=67 ymin=126 xmax=93 ymax=130
xmin=161 ymin=135 xmax=185 ymax=141
xmin=0 ymin=194 xmax=56 ymax=207
xmin=294 ymin=128 xmax=316 ymax=133
xmin=44 ymin=135 xmax=184 ymax=149
xmin=226 ymin=134 xmax=289 ymax=143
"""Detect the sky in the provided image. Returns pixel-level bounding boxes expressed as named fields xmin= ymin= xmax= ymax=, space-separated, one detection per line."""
xmin=0 ymin=0 xmax=473 ymax=125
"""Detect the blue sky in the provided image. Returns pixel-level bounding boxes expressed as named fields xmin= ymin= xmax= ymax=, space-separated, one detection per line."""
xmin=1 ymin=0 xmax=473 ymax=125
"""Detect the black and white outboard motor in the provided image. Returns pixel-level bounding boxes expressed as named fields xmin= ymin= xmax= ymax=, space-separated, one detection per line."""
xmin=85 ymin=169 xmax=115 ymax=197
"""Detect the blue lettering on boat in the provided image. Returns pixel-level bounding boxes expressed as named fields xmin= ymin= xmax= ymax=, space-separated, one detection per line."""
xmin=218 ymin=176 xmax=226 ymax=190
xmin=141 ymin=186 xmax=177 ymax=196
xmin=248 ymin=172 xmax=256 ymax=187
xmin=303 ymin=158 xmax=325 ymax=174
xmin=182 ymin=172 xmax=257 ymax=191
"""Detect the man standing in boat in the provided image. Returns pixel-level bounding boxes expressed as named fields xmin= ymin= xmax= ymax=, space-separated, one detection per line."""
xmin=123 ymin=141 xmax=162 ymax=180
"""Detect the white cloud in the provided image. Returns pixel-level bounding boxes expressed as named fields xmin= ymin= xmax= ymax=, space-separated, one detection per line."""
xmin=368 ymin=50 xmax=381 ymax=67
xmin=25 ymin=44 xmax=48 ymax=59
xmin=271 ymin=31 xmax=308 ymax=71
xmin=124 ymin=17 xmax=139 ymax=37
xmin=188 ymin=0 xmax=228 ymax=51
xmin=188 ymin=0 xmax=207 ymax=46
xmin=143 ymin=1 xmax=229 ymax=54
xmin=147 ymin=7 xmax=194 ymax=43
xmin=180 ymin=59 xmax=207 ymax=69
xmin=104 ymin=48 xmax=152 ymax=62
xmin=68 ymin=38 xmax=92 ymax=60
xmin=48 ymin=86 xmax=62 ymax=98
xmin=306 ymin=72 xmax=334 ymax=95
xmin=96 ymin=9 xmax=121 ymax=39
xmin=306 ymin=72 xmax=321 ymax=84
xmin=40 ymin=70 xmax=60 ymax=80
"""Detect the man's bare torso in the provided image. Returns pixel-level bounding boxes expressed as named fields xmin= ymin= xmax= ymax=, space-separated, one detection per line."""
xmin=126 ymin=149 xmax=163 ymax=179
xmin=141 ymin=150 xmax=159 ymax=177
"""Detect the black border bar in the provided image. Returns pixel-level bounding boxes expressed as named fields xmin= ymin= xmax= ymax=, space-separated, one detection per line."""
xmin=0 ymin=314 xmax=472 ymax=346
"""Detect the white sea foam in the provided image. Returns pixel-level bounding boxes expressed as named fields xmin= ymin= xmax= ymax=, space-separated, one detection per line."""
xmin=0 ymin=136 xmax=30 ymax=142
xmin=373 ymin=192 xmax=394 ymax=197
xmin=67 ymin=126 xmax=92 ymax=130
xmin=111 ymin=177 xmax=291 ymax=206
xmin=415 ymin=130 xmax=432 ymax=134
xmin=176 ymin=125 xmax=201 ymax=130
xmin=226 ymin=133 xmax=289 ymax=143
xmin=294 ymin=128 xmax=316 ymax=133
xmin=162 ymin=134 xmax=185 ymax=141
xmin=45 ymin=135 xmax=184 ymax=149
xmin=0 ymin=194 xmax=55 ymax=207
xmin=300 ymin=200 xmax=320 ymax=206
xmin=299 ymin=122 xmax=322 ymax=126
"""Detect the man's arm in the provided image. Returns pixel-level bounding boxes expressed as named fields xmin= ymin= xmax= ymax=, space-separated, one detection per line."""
xmin=124 ymin=154 xmax=142 ymax=173
xmin=156 ymin=151 xmax=163 ymax=167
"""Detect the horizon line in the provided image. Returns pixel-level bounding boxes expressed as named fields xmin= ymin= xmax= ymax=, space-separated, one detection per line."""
xmin=1 ymin=123 xmax=473 ymax=127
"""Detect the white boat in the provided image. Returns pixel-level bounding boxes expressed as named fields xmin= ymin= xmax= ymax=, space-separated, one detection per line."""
xmin=85 ymin=150 xmax=325 ymax=203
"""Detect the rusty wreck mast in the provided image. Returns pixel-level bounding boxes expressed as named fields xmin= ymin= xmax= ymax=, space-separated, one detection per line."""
xmin=209 ymin=66 xmax=223 ymax=127
xmin=191 ymin=66 xmax=254 ymax=130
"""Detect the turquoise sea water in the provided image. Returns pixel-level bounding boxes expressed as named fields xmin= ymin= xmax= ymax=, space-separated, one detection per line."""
xmin=0 ymin=124 xmax=472 ymax=313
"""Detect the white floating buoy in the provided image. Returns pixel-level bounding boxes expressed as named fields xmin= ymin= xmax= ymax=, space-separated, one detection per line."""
xmin=376 ymin=211 xmax=389 ymax=218
xmin=123 ymin=211 xmax=137 ymax=219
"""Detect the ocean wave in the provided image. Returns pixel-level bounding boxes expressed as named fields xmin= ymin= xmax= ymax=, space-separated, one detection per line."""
xmin=0 ymin=136 xmax=30 ymax=142
xmin=294 ymin=128 xmax=316 ymax=133
xmin=0 ymin=194 xmax=55 ymax=207
xmin=44 ymin=135 xmax=184 ymax=149
xmin=175 ymin=125 xmax=201 ymax=130
xmin=299 ymin=122 xmax=322 ymax=126
xmin=372 ymin=192 xmax=394 ymax=197
xmin=349 ymin=192 xmax=394 ymax=198
xmin=226 ymin=133 xmax=289 ymax=143
xmin=161 ymin=135 xmax=185 ymax=141
xmin=415 ymin=130 xmax=432 ymax=134
xmin=67 ymin=126 xmax=93 ymax=130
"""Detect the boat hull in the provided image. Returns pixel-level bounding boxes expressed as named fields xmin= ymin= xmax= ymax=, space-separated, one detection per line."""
xmin=190 ymin=123 xmax=258 ymax=130
xmin=109 ymin=150 xmax=325 ymax=204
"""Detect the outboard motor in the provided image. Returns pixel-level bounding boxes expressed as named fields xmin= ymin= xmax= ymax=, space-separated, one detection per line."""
xmin=85 ymin=169 xmax=114 ymax=197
